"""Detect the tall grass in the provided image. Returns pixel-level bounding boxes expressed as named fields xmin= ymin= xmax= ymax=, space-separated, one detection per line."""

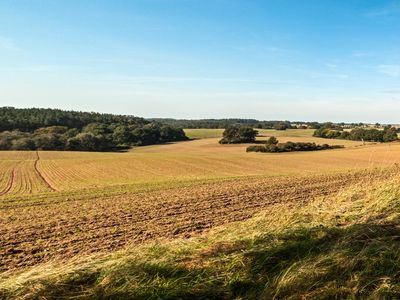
xmin=2 ymin=170 xmax=400 ymax=299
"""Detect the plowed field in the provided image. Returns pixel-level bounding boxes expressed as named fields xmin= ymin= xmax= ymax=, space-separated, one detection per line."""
xmin=0 ymin=152 xmax=55 ymax=195
xmin=1 ymin=135 xmax=400 ymax=195
xmin=2 ymin=129 xmax=400 ymax=272
xmin=0 ymin=168 xmax=397 ymax=270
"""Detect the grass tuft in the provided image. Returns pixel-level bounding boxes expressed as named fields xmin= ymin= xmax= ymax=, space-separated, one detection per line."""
xmin=2 ymin=172 xmax=400 ymax=299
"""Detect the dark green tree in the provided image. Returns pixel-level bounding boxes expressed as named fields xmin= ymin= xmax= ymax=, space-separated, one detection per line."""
xmin=266 ymin=136 xmax=279 ymax=145
xmin=219 ymin=126 xmax=258 ymax=144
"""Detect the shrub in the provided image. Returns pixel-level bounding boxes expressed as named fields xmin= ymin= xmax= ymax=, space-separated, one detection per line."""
xmin=246 ymin=145 xmax=266 ymax=152
xmin=266 ymin=136 xmax=278 ymax=145
xmin=247 ymin=138 xmax=344 ymax=153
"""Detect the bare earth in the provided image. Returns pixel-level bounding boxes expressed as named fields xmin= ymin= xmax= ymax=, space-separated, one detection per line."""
xmin=1 ymin=130 xmax=400 ymax=271
xmin=0 ymin=168 xmax=395 ymax=270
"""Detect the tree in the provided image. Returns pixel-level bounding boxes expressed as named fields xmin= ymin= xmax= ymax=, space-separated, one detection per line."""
xmin=274 ymin=122 xmax=289 ymax=130
xmin=266 ymin=136 xmax=278 ymax=145
xmin=83 ymin=123 xmax=111 ymax=136
xmin=383 ymin=127 xmax=398 ymax=142
xmin=314 ymin=126 xmax=398 ymax=143
xmin=219 ymin=126 xmax=258 ymax=144
xmin=159 ymin=125 xmax=188 ymax=142
xmin=34 ymin=126 xmax=69 ymax=135
xmin=67 ymin=133 xmax=101 ymax=151
xmin=11 ymin=138 xmax=36 ymax=150
xmin=0 ymin=108 xmax=189 ymax=151
xmin=0 ymin=136 xmax=12 ymax=150
xmin=112 ymin=125 xmax=131 ymax=146
xmin=34 ymin=133 xmax=66 ymax=150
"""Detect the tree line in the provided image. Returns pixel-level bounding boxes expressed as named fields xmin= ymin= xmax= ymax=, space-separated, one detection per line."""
xmin=152 ymin=118 xmax=313 ymax=130
xmin=313 ymin=124 xmax=398 ymax=142
xmin=0 ymin=107 xmax=188 ymax=151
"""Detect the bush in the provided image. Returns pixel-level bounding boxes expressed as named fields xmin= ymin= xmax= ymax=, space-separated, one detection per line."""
xmin=246 ymin=145 xmax=266 ymax=152
xmin=266 ymin=136 xmax=278 ymax=145
xmin=247 ymin=138 xmax=344 ymax=153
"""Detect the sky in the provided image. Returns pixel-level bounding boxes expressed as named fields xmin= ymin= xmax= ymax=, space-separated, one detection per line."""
xmin=0 ymin=0 xmax=399 ymax=122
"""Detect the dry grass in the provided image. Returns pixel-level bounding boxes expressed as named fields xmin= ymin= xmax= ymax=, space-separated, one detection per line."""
xmin=2 ymin=169 xmax=389 ymax=270
xmin=184 ymin=128 xmax=317 ymax=139
xmin=2 ymin=129 xmax=400 ymax=298
xmin=1 ymin=166 xmax=400 ymax=299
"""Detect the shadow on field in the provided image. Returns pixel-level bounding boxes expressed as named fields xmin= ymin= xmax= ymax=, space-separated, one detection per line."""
xmin=12 ymin=219 xmax=400 ymax=300
xmin=214 ymin=222 xmax=400 ymax=299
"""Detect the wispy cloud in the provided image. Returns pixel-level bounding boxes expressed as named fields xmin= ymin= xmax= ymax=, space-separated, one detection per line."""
xmin=0 ymin=36 xmax=21 ymax=51
xmin=353 ymin=51 xmax=375 ymax=58
xmin=378 ymin=64 xmax=400 ymax=77
xmin=325 ymin=63 xmax=337 ymax=69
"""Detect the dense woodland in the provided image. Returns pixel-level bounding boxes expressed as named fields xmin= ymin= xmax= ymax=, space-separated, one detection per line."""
xmin=151 ymin=119 xmax=385 ymax=130
xmin=313 ymin=124 xmax=398 ymax=142
xmin=153 ymin=118 xmax=308 ymax=129
xmin=0 ymin=107 xmax=188 ymax=151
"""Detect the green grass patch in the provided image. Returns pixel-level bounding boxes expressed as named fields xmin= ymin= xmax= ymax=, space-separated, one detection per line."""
xmin=183 ymin=128 xmax=315 ymax=139
xmin=257 ymin=128 xmax=315 ymax=138
xmin=183 ymin=128 xmax=225 ymax=139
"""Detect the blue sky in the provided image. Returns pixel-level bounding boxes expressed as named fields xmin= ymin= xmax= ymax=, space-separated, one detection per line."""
xmin=0 ymin=0 xmax=399 ymax=122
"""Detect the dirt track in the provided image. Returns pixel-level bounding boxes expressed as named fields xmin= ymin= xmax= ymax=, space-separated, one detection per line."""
xmin=0 ymin=169 xmax=395 ymax=271
xmin=33 ymin=151 xmax=57 ymax=192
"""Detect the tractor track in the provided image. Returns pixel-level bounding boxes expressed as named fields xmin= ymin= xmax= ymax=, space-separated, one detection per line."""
xmin=34 ymin=151 xmax=57 ymax=192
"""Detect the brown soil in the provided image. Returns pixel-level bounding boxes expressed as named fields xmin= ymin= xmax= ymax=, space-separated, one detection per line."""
xmin=0 ymin=169 xmax=395 ymax=271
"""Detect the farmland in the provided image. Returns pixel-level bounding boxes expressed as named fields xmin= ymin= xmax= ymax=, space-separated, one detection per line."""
xmin=2 ymin=129 xmax=400 ymax=298
xmin=0 ymin=129 xmax=398 ymax=195
xmin=3 ymin=169 xmax=396 ymax=271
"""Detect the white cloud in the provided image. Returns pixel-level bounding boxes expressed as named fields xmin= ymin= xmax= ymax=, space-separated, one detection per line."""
xmin=378 ymin=65 xmax=400 ymax=77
